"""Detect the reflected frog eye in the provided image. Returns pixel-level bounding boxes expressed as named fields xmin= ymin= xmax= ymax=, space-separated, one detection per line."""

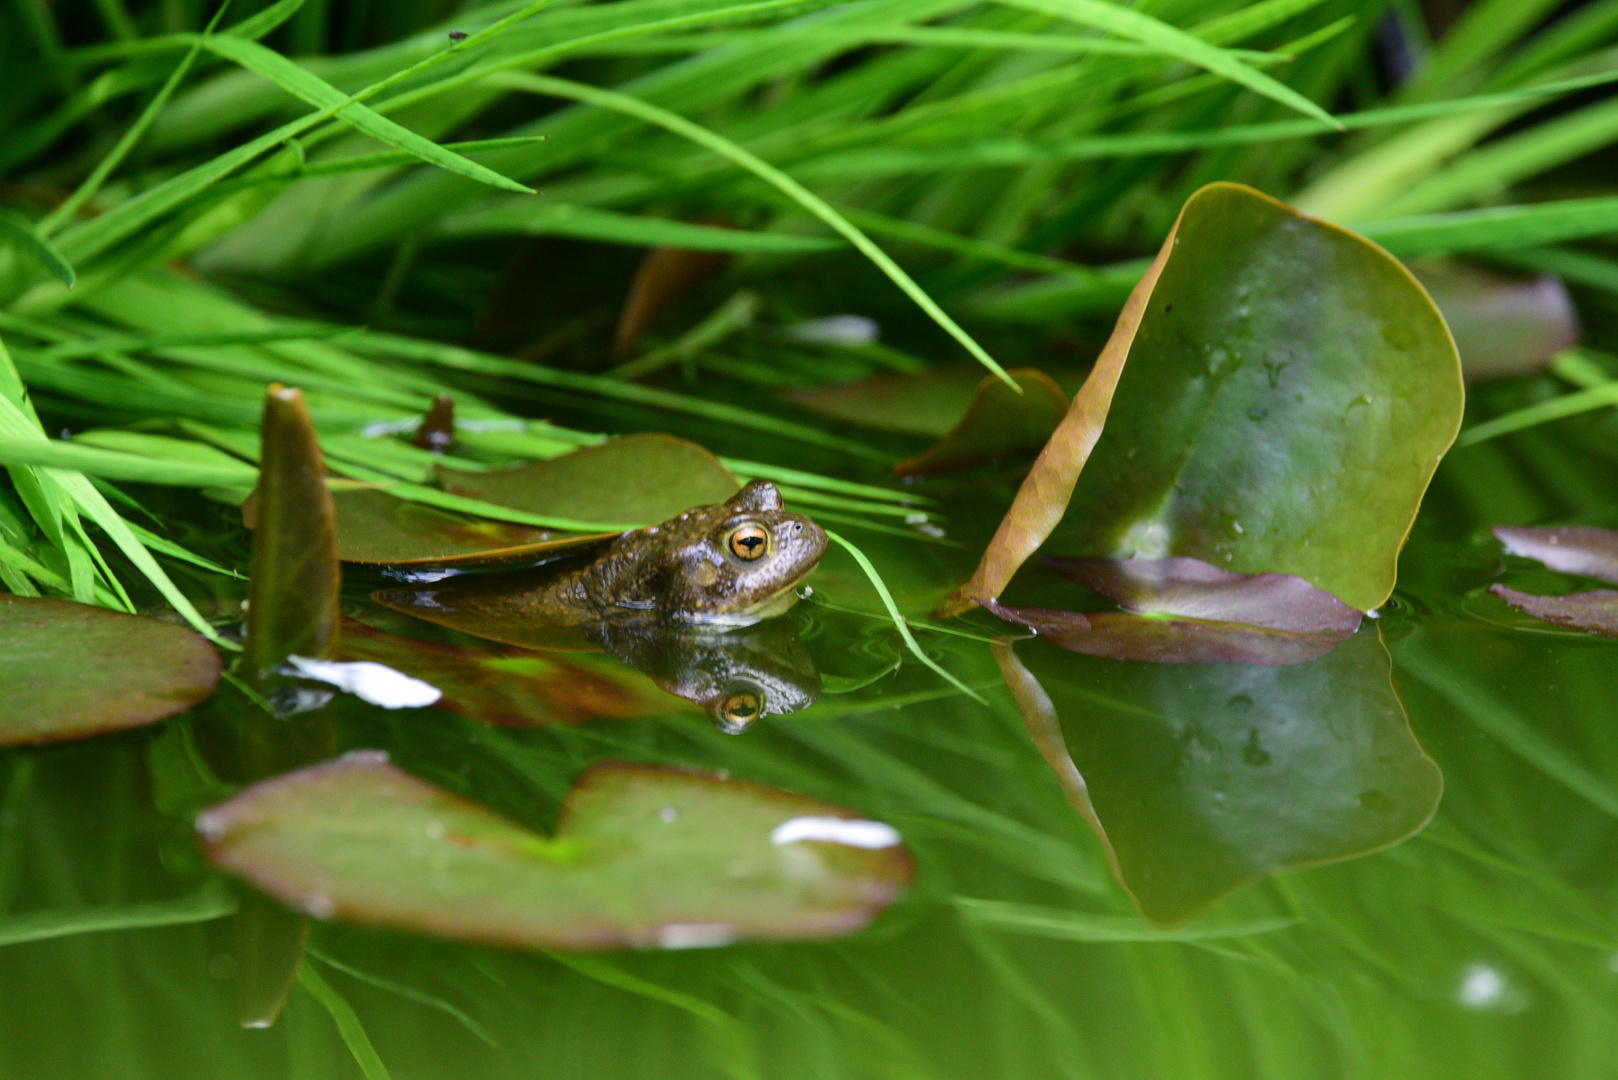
xmin=727 ymin=524 xmax=769 ymax=561
xmin=720 ymin=691 xmax=762 ymax=727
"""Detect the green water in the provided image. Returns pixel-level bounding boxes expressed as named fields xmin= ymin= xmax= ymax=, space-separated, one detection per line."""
xmin=2 ymin=470 xmax=1616 ymax=1080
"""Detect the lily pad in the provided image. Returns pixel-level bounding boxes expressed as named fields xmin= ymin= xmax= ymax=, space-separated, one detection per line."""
xmin=1414 ymin=262 xmax=1578 ymax=383
xmin=337 ymin=619 xmax=695 ymax=726
xmin=985 ymin=601 xmax=1351 ymax=666
xmin=786 ymin=367 xmax=1015 ymax=437
xmin=332 ymin=488 xmax=610 ymax=568
xmin=1488 ymin=525 xmax=1618 ymax=637
xmin=894 ymin=369 xmax=1069 ymax=479
xmin=944 ymin=183 xmax=1463 ymax=617
xmin=993 ymin=630 xmax=1440 ymax=923
xmin=198 ymin=752 xmax=913 ymax=950
xmin=1493 ymin=525 xmax=1618 ymax=584
xmin=435 ymin=433 xmax=740 ymax=527
xmin=243 ymin=385 xmax=340 ymax=678
xmin=0 ymin=594 xmax=220 ymax=745
xmin=615 ymin=244 xmax=731 ymax=356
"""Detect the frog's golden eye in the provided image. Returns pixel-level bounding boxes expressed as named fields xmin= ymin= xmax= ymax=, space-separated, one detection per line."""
xmin=727 ymin=524 xmax=769 ymax=561
xmin=720 ymin=691 xmax=762 ymax=727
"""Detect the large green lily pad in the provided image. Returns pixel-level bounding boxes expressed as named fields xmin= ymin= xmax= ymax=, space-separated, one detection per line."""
xmin=0 ymin=594 xmax=219 ymax=745
xmin=435 ymin=433 xmax=740 ymax=526
xmin=332 ymin=488 xmax=611 ymax=568
xmin=946 ymin=183 xmax=1463 ymax=616
xmin=994 ymin=629 xmax=1441 ymax=923
xmin=199 ymin=752 xmax=912 ymax=950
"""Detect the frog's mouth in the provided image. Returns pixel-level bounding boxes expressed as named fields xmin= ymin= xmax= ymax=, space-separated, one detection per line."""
xmin=692 ymin=564 xmax=817 ymax=626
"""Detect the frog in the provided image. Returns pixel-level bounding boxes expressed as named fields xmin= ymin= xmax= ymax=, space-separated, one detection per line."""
xmin=374 ymin=480 xmax=826 ymax=631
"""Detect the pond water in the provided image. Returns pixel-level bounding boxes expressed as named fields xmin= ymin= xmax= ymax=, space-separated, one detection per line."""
xmin=2 ymin=440 xmax=1616 ymax=1080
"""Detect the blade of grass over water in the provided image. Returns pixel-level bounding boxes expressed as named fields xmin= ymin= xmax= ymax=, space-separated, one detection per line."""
xmin=0 ymin=885 xmax=236 ymax=947
xmin=297 ymin=965 xmax=393 ymax=1080
xmin=486 ymin=71 xmax=1014 ymax=387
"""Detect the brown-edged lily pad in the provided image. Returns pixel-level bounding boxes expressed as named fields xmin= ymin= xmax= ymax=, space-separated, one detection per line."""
xmin=1489 ymin=524 xmax=1618 ymax=637
xmin=0 ymin=594 xmax=220 ymax=745
xmin=944 ymin=183 xmax=1463 ymax=617
xmin=993 ymin=630 xmax=1440 ymax=924
xmin=984 ymin=556 xmax=1362 ymax=665
xmin=435 ymin=433 xmax=739 ymax=526
xmin=894 ymin=369 xmax=1068 ymax=479
xmin=198 ymin=752 xmax=912 ymax=950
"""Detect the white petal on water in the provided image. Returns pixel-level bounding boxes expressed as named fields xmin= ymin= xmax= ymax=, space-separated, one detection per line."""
xmin=286 ymin=657 xmax=442 ymax=709
xmin=656 ymin=923 xmax=736 ymax=949
xmin=771 ymin=816 xmax=902 ymax=849
xmin=781 ymin=314 xmax=879 ymax=346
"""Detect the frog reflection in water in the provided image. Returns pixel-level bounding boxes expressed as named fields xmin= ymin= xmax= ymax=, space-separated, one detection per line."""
xmin=372 ymin=481 xmax=827 ymax=731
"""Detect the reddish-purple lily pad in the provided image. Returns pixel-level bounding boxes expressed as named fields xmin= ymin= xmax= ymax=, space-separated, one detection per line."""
xmin=1488 ymin=586 xmax=1618 ymax=637
xmin=199 ymin=752 xmax=912 ymax=950
xmin=1415 ymin=262 xmax=1579 ymax=383
xmin=0 ymin=594 xmax=220 ymax=745
xmin=1493 ymin=525 xmax=1618 ymax=585
xmin=984 ymin=556 xmax=1362 ymax=665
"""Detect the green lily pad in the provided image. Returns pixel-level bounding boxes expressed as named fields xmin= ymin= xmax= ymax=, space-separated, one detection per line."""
xmin=893 ymin=369 xmax=1068 ymax=479
xmin=993 ymin=630 xmax=1441 ymax=924
xmin=243 ymin=385 xmax=340 ymax=679
xmin=945 ymin=183 xmax=1463 ymax=617
xmin=332 ymin=488 xmax=611 ymax=568
xmin=337 ymin=619 xmax=696 ymax=725
xmin=198 ymin=752 xmax=913 ymax=950
xmin=435 ymin=433 xmax=740 ymax=527
xmin=786 ymin=367 xmax=1012 ymax=437
xmin=0 ymin=594 xmax=220 ymax=745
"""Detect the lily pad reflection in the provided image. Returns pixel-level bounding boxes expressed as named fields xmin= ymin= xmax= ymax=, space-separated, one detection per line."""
xmin=199 ymin=752 xmax=912 ymax=950
xmin=993 ymin=628 xmax=1442 ymax=924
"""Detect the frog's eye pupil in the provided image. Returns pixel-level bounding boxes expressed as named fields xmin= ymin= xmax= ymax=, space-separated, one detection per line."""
xmin=728 ymin=525 xmax=768 ymax=561
xmin=722 ymin=692 xmax=761 ymax=723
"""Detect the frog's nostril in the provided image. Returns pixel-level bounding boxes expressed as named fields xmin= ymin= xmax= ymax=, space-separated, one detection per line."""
xmin=792 ymin=523 xmax=803 ymax=534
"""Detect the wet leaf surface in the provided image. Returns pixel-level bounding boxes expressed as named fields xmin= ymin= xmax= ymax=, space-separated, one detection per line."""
xmin=0 ymin=595 xmax=220 ymax=745
xmin=1493 ymin=525 xmax=1618 ymax=585
xmin=199 ymin=752 xmax=912 ymax=950
xmin=243 ymin=386 xmax=340 ymax=678
xmin=336 ymin=618 xmax=695 ymax=726
xmin=435 ymin=433 xmax=739 ymax=527
xmin=894 ymin=369 xmax=1068 ymax=479
xmin=1487 ymin=586 xmax=1618 ymax=637
xmin=332 ymin=488 xmax=608 ymax=568
xmin=994 ymin=630 xmax=1440 ymax=924
xmin=1414 ymin=262 xmax=1578 ymax=383
xmin=946 ymin=183 xmax=1463 ymax=616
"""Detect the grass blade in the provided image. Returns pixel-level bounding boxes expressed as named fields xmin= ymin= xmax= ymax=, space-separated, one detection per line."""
xmin=0 ymin=208 xmax=76 ymax=287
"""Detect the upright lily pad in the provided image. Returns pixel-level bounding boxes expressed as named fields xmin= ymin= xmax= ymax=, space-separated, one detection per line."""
xmin=993 ymin=631 xmax=1441 ymax=924
xmin=0 ymin=594 xmax=220 ymax=745
xmin=435 ymin=433 xmax=740 ymax=527
xmin=1489 ymin=524 xmax=1618 ymax=637
xmin=944 ymin=183 xmax=1463 ymax=617
xmin=243 ymin=386 xmax=340 ymax=678
xmin=894 ymin=369 xmax=1068 ymax=479
xmin=199 ymin=752 xmax=912 ymax=950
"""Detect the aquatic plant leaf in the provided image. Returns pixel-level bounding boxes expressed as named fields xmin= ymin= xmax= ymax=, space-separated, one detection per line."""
xmin=1414 ymin=263 xmax=1578 ymax=383
xmin=615 ymin=243 xmax=731 ymax=356
xmin=1488 ymin=586 xmax=1618 ymax=637
xmin=993 ymin=630 xmax=1440 ymax=924
xmin=894 ymin=370 xmax=1068 ymax=479
xmin=243 ymin=386 xmax=340 ymax=678
xmin=0 ymin=594 xmax=219 ymax=745
xmin=199 ymin=752 xmax=912 ymax=950
xmin=984 ymin=600 xmax=1349 ymax=666
xmin=944 ymin=183 xmax=1463 ymax=617
xmin=337 ymin=619 xmax=693 ymax=726
xmin=1493 ymin=525 xmax=1618 ymax=585
xmin=786 ymin=367 xmax=1016 ymax=437
xmin=1045 ymin=555 xmax=1364 ymax=633
xmin=332 ymin=489 xmax=613 ymax=568
xmin=435 ymin=433 xmax=739 ymax=527
xmin=410 ymin=394 xmax=455 ymax=452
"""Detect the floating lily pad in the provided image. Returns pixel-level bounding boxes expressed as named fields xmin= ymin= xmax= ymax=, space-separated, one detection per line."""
xmin=1487 ymin=586 xmax=1618 ymax=637
xmin=244 ymin=386 xmax=339 ymax=678
xmin=332 ymin=488 xmax=610 ymax=568
xmin=435 ymin=433 xmax=740 ymax=527
xmin=1488 ymin=525 xmax=1618 ymax=637
xmin=985 ymin=601 xmax=1350 ymax=666
xmin=786 ymin=367 xmax=1016 ymax=437
xmin=994 ymin=631 xmax=1440 ymax=923
xmin=199 ymin=752 xmax=912 ymax=950
xmin=337 ymin=619 xmax=694 ymax=725
xmin=944 ymin=183 xmax=1463 ymax=617
xmin=894 ymin=369 xmax=1068 ymax=479
xmin=1493 ymin=525 xmax=1618 ymax=584
xmin=0 ymin=594 xmax=220 ymax=745
xmin=1415 ymin=262 xmax=1578 ymax=383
